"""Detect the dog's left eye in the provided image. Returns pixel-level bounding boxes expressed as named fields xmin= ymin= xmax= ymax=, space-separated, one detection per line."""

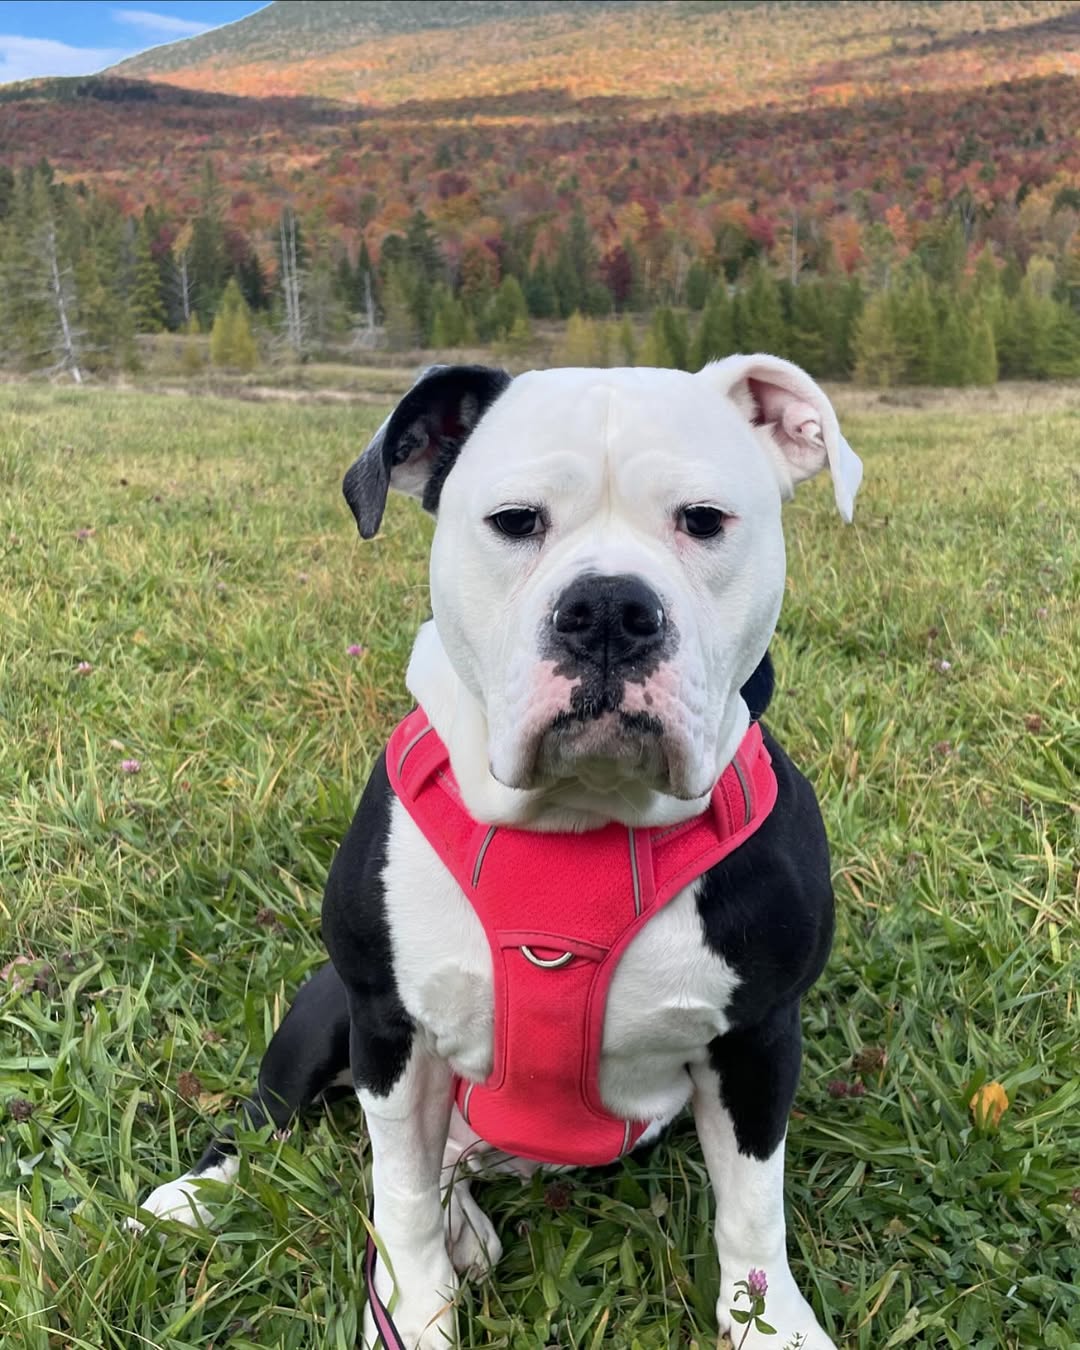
xmin=489 ymin=508 xmax=544 ymax=539
xmin=678 ymin=505 xmax=728 ymax=539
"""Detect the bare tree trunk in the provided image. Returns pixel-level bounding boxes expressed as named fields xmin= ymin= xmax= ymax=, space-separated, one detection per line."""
xmin=44 ymin=218 xmax=82 ymax=384
xmin=177 ymin=251 xmax=192 ymax=323
xmin=280 ymin=211 xmax=305 ymax=356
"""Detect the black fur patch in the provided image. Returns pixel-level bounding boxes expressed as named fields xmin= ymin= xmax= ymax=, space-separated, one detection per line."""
xmin=321 ymin=751 xmax=416 ymax=1098
xmin=343 ymin=365 xmax=511 ymax=539
xmin=693 ymin=724 xmax=833 ymax=1159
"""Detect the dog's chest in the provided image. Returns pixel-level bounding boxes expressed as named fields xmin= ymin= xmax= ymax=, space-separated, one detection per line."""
xmin=383 ymin=802 xmax=739 ymax=1123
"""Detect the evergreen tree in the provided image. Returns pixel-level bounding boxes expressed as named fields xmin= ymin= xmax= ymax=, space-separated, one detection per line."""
xmin=430 ymin=283 xmax=469 ymax=348
xmin=685 ymin=260 xmax=711 ymax=311
xmin=968 ymin=313 xmax=998 ymax=385
xmin=209 ymin=277 xmax=258 ymax=371
xmin=181 ymin=312 xmax=204 ymax=374
xmin=525 ymin=256 xmax=557 ymax=319
xmin=783 ymin=278 xmax=830 ymax=375
xmin=131 ymin=215 xmax=166 ymax=332
xmin=190 ymin=159 xmax=227 ymax=324
xmin=853 ymin=291 xmax=905 ymax=387
xmin=565 ymin=207 xmax=598 ymax=311
xmin=931 ymin=295 xmax=973 ymax=385
xmin=691 ymin=281 xmax=735 ymax=369
xmin=734 ymin=265 xmax=786 ymax=354
xmin=553 ymin=236 xmax=584 ymax=318
xmin=488 ymin=275 xmax=530 ymax=342
xmin=895 ymin=265 xmax=937 ymax=384
xmin=822 ymin=276 xmax=863 ymax=378
xmin=382 ymin=263 xmax=419 ymax=351
xmin=556 ymin=312 xmax=608 ymax=366
xmin=999 ymin=267 xmax=1058 ymax=378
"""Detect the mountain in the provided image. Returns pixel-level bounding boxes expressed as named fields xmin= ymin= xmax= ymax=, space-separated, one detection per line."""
xmin=107 ymin=0 xmax=1080 ymax=113
xmin=1 ymin=0 xmax=1078 ymax=369
xmin=114 ymin=1 xmax=651 ymax=80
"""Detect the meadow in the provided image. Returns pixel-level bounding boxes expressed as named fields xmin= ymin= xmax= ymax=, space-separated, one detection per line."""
xmin=0 ymin=379 xmax=1077 ymax=1349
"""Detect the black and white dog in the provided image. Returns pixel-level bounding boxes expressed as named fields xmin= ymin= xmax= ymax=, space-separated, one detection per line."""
xmin=132 ymin=357 xmax=862 ymax=1349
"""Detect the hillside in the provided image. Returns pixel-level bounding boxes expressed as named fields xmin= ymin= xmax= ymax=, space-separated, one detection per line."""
xmin=1 ymin=0 xmax=1078 ymax=388
xmin=110 ymin=0 xmax=1079 ymax=111
xmin=114 ymin=1 xmax=650 ymax=80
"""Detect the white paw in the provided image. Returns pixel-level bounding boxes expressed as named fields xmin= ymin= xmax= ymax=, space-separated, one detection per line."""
xmin=126 ymin=1157 xmax=238 ymax=1234
xmin=445 ymin=1187 xmax=502 ymax=1278
xmin=363 ymin=1284 xmax=457 ymax=1349
xmin=126 ymin=1175 xmax=213 ymax=1233
xmin=717 ymin=1273 xmax=835 ymax=1350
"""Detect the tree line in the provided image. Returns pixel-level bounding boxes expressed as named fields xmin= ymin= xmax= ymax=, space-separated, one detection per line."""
xmin=1 ymin=157 xmax=1078 ymax=385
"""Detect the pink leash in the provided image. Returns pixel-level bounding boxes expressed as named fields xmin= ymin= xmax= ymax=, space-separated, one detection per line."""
xmin=365 ymin=1217 xmax=408 ymax=1350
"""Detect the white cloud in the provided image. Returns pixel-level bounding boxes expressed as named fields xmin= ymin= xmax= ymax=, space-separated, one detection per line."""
xmin=0 ymin=35 xmax=132 ymax=85
xmin=110 ymin=9 xmax=213 ymax=39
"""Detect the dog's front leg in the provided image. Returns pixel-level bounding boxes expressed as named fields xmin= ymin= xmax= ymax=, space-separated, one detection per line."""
xmin=358 ymin=1034 xmax=457 ymax=1350
xmin=693 ymin=1004 xmax=835 ymax=1350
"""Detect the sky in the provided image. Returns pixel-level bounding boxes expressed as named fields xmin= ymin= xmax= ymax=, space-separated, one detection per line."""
xmin=0 ymin=1 xmax=269 ymax=85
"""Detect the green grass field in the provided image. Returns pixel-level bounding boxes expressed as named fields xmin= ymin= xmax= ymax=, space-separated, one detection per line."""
xmin=1 ymin=381 xmax=1077 ymax=1350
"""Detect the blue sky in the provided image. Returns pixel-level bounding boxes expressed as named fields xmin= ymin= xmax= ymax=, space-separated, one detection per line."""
xmin=0 ymin=1 xmax=268 ymax=85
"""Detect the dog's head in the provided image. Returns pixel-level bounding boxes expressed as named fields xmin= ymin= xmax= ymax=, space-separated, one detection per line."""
xmin=344 ymin=360 xmax=860 ymax=814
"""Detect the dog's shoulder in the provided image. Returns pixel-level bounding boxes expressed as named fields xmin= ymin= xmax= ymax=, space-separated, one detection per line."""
xmin=695 ymin=724 xmax=834 ymax=1028
xmin=321 ymin=751 xmax=397 ymax=975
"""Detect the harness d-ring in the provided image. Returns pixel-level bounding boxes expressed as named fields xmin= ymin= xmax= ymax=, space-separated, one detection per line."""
xmin=520 ymin=946 xmax=574 ymax=969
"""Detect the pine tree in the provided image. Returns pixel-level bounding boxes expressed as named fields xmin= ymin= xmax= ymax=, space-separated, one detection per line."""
xmin=685 ymin=260 xmax=711 ymax=311
xmin=525 ymin=256 xmax=557 ymax=319
xmin=430 ymin=283 xmax=467 ymax=348
xmin=931 ymin=296 xmax=973 ymax=385
xmin=734 ymin=265 xmax=786 ymax=354
xmin=181 ymin=313 xmax=204 ymax=374
xmin=190 ymin=158 xmax=227 ymax=324
xmin=853 ymin=291 xmax=905 ymax=387
xmin=131 ymin=215 xmax=166 ymax=332
xmin=209 ymin=277 xmax=257 ymax=371
xmin=382 ymin=263 xmax=419 ymax=351
xmin=691 ymin=281 xmax=735 ymax=369
xmin=968 ymin=313 xmax=998 ymax=385
xmin=557 ymin=312 xmax=591 ymax=366
xmin=488 ymin=275 xmax=530 ymax=342
xmin=895 ymin=266 xmax=937 ymax=384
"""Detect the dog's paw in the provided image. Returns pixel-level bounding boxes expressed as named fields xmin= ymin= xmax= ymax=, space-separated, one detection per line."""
xmin=126 ymin=1174 xmax=213 ymax=1233
xmin=445 ymin=1189 xmax=502 ymax=1278
xmin=363 ymin=1285 xmax=457 ymax=1349
xmin=717 ymin=1273 xmax=835 ymax=1350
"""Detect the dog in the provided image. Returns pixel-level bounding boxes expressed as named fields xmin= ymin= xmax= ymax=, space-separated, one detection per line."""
xmin=131 ymin=356 xmax=862 ymax=1350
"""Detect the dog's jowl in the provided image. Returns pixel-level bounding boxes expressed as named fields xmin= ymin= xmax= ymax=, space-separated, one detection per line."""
xmin=132 ymin=358 xmax=862 ymax=1350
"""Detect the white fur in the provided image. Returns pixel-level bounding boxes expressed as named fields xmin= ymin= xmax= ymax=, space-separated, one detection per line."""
xmin=414 ymin=362 xmax=858 ymax=824
xmin=692 ymin=1062 xmax=835 ymax=1348
xmin=126 ymin=1154 xmax=239 ymax=1232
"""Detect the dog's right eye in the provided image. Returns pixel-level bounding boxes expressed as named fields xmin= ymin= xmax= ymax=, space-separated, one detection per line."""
xmin=488 ymin=508 xmax=544 ymax=539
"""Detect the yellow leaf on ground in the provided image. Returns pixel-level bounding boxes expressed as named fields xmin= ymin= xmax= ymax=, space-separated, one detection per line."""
xmin=970 ymin=1081 xmax=1009 ymax=1129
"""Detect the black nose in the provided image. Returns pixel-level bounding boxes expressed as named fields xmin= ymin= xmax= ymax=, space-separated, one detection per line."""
xmin=552 ymin=575 xmax=666 ymax=667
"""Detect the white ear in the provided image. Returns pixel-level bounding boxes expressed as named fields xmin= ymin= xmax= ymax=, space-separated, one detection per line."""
xmin=697 ymin=354 xmax=863 ymax=521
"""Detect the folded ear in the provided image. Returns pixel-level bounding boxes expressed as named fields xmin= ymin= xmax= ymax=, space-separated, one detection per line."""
xmin=697 ymin=354 xmax=862 ymax=521
xmin=343 ymin=364 xmax=512 ymax=539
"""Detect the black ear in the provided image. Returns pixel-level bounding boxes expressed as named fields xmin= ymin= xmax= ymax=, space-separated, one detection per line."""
xmin=343 ymin=364 xmax=512 ymax=539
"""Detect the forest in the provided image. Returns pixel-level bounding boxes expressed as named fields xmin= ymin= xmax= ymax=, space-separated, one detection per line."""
xmin=1 ymin=0 xmax=1079 ymax=383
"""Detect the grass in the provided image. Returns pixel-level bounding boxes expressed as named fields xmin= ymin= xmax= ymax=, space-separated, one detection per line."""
xmin=0 ymin=379 xmax=1077 ymax=1350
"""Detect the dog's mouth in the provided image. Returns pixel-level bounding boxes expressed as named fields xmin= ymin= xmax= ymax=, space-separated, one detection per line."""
xmin=514 ymin=707 xmax=673 ymax=794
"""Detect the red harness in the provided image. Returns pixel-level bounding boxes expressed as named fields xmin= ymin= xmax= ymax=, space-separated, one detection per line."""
xmin=386 ymin=707 xmax=778 ymax=1168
